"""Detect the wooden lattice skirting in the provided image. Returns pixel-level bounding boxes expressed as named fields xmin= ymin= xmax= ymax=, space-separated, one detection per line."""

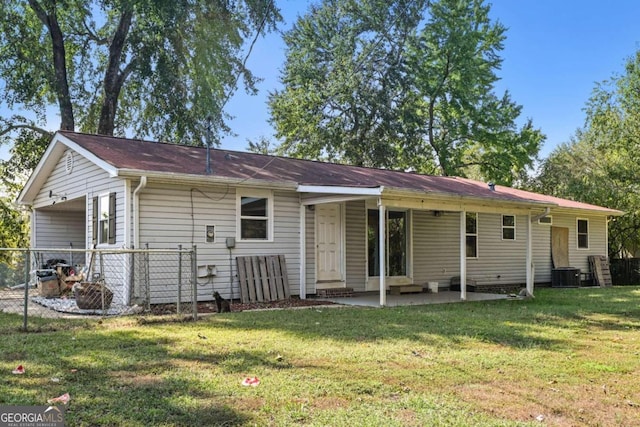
xmin=236 ymin=255 xmax=291 ymax=303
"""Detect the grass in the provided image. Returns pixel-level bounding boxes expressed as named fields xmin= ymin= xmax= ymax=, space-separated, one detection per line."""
xmin=2 ymin=287 xmax=640 ymax=426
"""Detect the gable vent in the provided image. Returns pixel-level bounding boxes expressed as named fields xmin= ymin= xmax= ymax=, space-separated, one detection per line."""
xmin=65 ymin=152 xmax=74 ymax=174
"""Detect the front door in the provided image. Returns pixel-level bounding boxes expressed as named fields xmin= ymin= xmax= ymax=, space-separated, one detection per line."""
xmin=316 ymin=203 xmax=343 ymax=286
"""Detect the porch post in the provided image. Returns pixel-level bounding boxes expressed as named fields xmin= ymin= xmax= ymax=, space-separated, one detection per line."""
xmin=460 ymin=211 xmax=467 ymax=301
xmin=378 ymin=200 xmax=386 ymax=306
xmin=526 ymin=211 xmax=533 ymax=295
xmin=299 ymin=204 xmax=307 ymax=299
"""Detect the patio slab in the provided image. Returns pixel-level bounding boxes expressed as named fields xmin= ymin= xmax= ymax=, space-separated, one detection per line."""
xmin=323 ymin=290 xmax=510 ymax=307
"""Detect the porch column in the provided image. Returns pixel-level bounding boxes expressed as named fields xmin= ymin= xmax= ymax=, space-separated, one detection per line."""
xmin=378 ymin=200 xmax=386 ymax=306
xmin=526 ymin=211 xmax=533 ymax=295
xmin=459 ymin=211 xmax=467 ymax=301
xmin=299 ymin=204 xmax=306 ymax=299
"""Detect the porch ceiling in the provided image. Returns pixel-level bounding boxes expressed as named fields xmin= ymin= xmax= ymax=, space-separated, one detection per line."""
xmin=38 ymin=197 xmax=85 ymax=212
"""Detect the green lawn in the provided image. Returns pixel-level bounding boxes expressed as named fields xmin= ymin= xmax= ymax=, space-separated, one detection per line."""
xmin=2 ymin=287 xmax=640 ymax=426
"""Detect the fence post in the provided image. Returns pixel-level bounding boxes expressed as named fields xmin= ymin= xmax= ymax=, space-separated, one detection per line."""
xmin=144 ymin=243 xmax=150 ymax=312
xmin=177 ymin=244 xmax=182 ymax=314
xmin=22 ymin=249 xmax=30 ymax=332
xmin=192 ymin=245 xmax=198 ymax=321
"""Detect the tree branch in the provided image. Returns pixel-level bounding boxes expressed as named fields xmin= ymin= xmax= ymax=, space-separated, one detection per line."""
xmin=0 ymin=123 xmax=52 ymax=138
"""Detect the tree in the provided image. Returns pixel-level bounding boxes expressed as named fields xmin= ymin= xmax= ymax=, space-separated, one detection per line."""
xmin=246 ymin=135 xmax=278 ymax=155
xmin=534 ymin=51 xmax=640 ymax=257
xmin=0 ymin=0 xmax=281 ymax=247
xmin=0 ymin=0 xmax=281 ymax=177
xmin=269 ymin=0 xmax=428 ymax=168
xmin=269 ymin=0 xmax=543 ymax=184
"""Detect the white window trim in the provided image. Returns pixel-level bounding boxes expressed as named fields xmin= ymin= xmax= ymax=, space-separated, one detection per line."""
xmin=466 ymin=212 xmax=478 ymax=259
xmin=577 ymin=218 xmax=589 ymax=250
xmin=538 ymin=215 xmax=553 ymax=225
xmin=236 ymin=189 xmax=274 ymax=242
xmin=502 ymin=214 xmax=516 ymax=241
xmin=98 ymin=193 xmax=110 ymax=245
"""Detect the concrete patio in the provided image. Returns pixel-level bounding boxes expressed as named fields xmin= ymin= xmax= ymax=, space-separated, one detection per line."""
xmin=321 ymin=290 xmax=511 ymax=307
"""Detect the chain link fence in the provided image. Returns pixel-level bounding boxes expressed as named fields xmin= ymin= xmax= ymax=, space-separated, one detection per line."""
xmin=0 ymin=246 xmax=198 ymax=330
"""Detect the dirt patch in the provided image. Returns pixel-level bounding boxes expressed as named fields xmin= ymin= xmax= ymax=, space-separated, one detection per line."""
xmin=150 ymin=297 xmax=337 ymax=315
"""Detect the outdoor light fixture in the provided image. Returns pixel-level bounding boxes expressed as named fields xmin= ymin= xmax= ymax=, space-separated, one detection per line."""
xmin=48 ymin=190 xmax=67 ymax=201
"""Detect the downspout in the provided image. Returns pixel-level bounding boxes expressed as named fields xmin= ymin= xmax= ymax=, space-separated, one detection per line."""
xmin=133 ymin=176 xmax=147 ymax=249
xmin=531 ymin=207 xmax=551 ymax=223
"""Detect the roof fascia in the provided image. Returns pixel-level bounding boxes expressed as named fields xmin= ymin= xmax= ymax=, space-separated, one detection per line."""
xmin=297 ymin=185 xmax=383 ymax=196
xmin=382 ymin=187 xmax=556 ymax=211
xmin=548 ymin=206 xmax=624 ymax=217
xmin=116 ymin=169 xmax=299 ymax=190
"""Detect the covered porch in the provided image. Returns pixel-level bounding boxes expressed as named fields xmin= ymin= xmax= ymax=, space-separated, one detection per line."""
xmin=321 ymin=290 xmax=511 ymax=308
xmin=298 ymin=185 xmax=548 ymax=306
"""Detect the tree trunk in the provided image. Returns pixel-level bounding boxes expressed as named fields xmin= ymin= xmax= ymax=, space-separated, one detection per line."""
xmin=97 ymin=9 xmax=133 ymax=136
xmin=28 ymin=0 xmax=74 ymax=131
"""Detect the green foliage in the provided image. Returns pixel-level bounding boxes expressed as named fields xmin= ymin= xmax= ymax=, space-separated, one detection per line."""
xmin=0 ymin=0 xmax=282 ymax=248
xmin=0 ymin=0 xmax=281 ymax=143
xmin=534 ymin=51 xmax=640 ymax=257
xmin=269 ymin=0 xmax=544 ymax=184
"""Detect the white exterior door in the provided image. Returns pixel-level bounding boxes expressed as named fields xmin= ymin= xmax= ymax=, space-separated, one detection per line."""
xmin=316 ymin=203 xmax=343 ymax=284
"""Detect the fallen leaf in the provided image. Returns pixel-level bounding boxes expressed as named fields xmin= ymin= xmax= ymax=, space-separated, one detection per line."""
xmin=241 ymin=376 xmax=260 ymax=387
xmin=47 ymin=393 xmax=70 ymax=405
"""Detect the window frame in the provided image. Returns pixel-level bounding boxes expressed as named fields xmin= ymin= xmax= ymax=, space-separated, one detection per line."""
xmin=466 ymin=212 xmax=478 ymax=259
xmin=92 ymin=192 xmax=116 ymax=246
xmin=236 ymin=189 xmax=274 ymax=242
xmin=577 ymin=218 xmax=589 ymax=249
xmin=501 ymin=214 xmax=516 ymax=241
xmin=538 ymin=215 xmax=553 ymax=225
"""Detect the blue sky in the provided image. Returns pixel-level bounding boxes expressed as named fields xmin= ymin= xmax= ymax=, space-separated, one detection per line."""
xmin=2 ymin=1 xmax=639 ymax=161
xmin=221 ymin=0 xmax=640 ymax=159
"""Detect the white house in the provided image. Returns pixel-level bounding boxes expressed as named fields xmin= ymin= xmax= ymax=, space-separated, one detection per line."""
xmin=17 ymin=131 xmax=622 ymax=306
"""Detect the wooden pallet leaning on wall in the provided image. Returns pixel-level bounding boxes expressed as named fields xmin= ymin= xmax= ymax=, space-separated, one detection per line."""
xmin=236 ymin=255 xmax=291 ymax=303
xmin=588 ymin=255 xmax=613 ymax=287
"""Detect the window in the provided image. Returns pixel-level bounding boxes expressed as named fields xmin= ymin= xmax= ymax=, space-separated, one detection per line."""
xmin=92 ymin=193 xmax=116 ymax=245
xmin=367 ymin=209 xmax=408 ymax=277
xmin=502 ymin=215 xmax=516 ymax=240
xmin=577 ymin=219 xmax=589 ymax=249
xmin=466 ymin=212 xmax=478 ymax=258
xmin=538 ymin=216 xmax=552 ymax=225
xmin=237 ymin=190 xmax=272 ymax=241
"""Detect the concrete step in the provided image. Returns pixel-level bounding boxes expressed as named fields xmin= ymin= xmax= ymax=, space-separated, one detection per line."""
xmin=389 ymin=285 xmax=423 ymax=295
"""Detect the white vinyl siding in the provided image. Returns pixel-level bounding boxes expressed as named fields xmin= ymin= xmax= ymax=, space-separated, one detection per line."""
xmin=305 ymin=207 xmax=316 ymax=293
xmin=345 ymin=201 xmax=367 ymax=292
xmin=31 ymin=149 xmax=125 ymax=250
xmin=552 ymin=213 xmax=606 ymax=275
xmin=465 ymin=213 xmax=527 ymax=285
xmin=32 ymin=209 xmax=85 ymax=266
xmin=532 ymin=219 xmax=552 ymax=284
xmin=138 ymin=184 xmax=301 ymax=302
xmin=412 ymin=210 xmax=461 ymax=287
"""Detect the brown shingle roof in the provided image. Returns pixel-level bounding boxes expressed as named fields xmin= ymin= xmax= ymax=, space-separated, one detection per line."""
xmin=58 ymin=131 xmax=620 ymax=214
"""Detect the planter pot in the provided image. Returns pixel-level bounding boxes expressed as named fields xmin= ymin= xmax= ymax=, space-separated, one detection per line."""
xmin=74 ymin=282 xmax=113 ymax=310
